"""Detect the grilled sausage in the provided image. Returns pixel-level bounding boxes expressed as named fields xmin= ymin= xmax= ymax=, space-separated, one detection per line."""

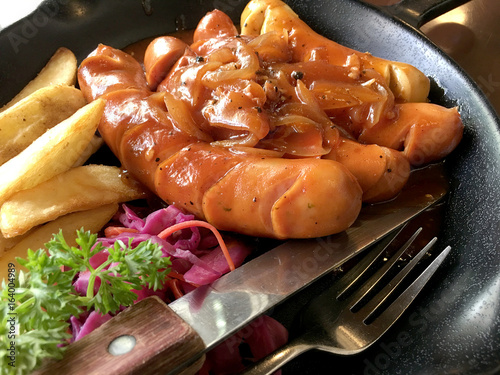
xmin=78 ymin=2 xmax=462 ymax=238
xmin=78 ymin=46 xmax=363 ymax=239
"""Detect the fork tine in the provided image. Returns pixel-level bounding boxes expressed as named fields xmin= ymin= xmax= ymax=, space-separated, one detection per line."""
xmin=358 ymin=236 xmax=437 ymax=322
xmin=368 ymin=245 xmax=451 ymax=334
xmin=345 ymin=227 xmax=423 ymax=309
xmin=335 ymin=224 xmax=411 ymax=300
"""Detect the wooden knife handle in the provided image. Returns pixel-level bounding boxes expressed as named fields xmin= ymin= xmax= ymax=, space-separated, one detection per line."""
xmin=35 ymin=296 xmax=206 ymax=375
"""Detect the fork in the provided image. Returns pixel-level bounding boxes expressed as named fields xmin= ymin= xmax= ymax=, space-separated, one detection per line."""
xmin=240 ymin=227 xmax=452 ymax=375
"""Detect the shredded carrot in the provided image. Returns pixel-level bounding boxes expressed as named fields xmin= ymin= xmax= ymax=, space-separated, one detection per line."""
xmin=167 ymin=278 xmax=184 ymax=300
xmin=165 ymin=270 xmax=202 ymax=290
xmin=104 ymin=226 xmax=140 ymax=237
xmin=167 ymin=271 xmax=186 ymax=282
xmin=157 ymin=220 xmax=236 ymax=271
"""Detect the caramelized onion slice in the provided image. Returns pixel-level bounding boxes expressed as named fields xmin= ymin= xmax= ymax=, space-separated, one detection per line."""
xmin=258 ymin=124 xmax=331 ymax=157
xmin=202 ymin=39 xmax=260 ymax=88
xmin=210 ymin=132 xmax=260 ymax=148
xmin=164 ymin=92 xmax=212 ymax=142
xmin=247 ymin=30 xmax=291 ymax=63
xmin=228 ymin=145 xmax=285 ymax=158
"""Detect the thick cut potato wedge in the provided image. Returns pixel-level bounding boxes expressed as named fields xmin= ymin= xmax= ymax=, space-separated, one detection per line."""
xmin=0 ymin=164 xmax=146 ymax=238
xmin=1 ymin=47 xmax=78 ymax=112
xmin=72 ymin=135 xmax=104 ymax=167
xmin=0 ymin=99 xmax=105 ymax=206
xmin=0 ymin=85 xmax=86 ymax=166
xmin=0 ymin=203 xmax=119 ymax=280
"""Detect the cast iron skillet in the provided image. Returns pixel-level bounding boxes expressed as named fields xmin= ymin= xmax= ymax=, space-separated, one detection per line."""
xmin=1 ymin=0 xmax=499 ymax=374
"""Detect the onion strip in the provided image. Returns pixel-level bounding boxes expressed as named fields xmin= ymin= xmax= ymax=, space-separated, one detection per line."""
xmin=164 ymin=92 xmax=213 ymax=142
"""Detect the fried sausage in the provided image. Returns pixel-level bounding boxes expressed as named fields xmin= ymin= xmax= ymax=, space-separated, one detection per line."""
xmin=358 ymin=103 xmax=464 ymax=166
xmin=240 ymin=0 xmax=464 ymax=166
xmin=144 ymin=37 xmax=189 ymax=90
xmin=240 ymin=0 xmax=431 ymax=103
xmin=78 ymin=2 xmax=463 ymax=238
xmin=78 ymin=46 xmax=363 ymax=239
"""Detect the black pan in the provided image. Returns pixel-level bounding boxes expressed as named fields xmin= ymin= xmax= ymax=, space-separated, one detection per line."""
xmin=1 ymin=1 xmax=499 ymax=374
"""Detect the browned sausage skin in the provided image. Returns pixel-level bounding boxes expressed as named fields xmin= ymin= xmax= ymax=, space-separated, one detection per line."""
xmin=78 ymin=45 xmax=363 ymax=239
xmin=156 ymin=143 xmax=362 ymax=238
xmin=144 ymin=37 xmax=189 ymax=91
xmin=240 ymin=0 xmax=464 ymax=166
xmin=193 ymin=9 xmax=239 ymax=42
xmin=358 ymin=103 xmax=463 ymax=166
xmin=77 ymin=1 xmax=463 ymax=239
xmin=330 ymin=139 xmax=410 ymax=203
xmin=78 ymin=44 xmax=149 ymax=102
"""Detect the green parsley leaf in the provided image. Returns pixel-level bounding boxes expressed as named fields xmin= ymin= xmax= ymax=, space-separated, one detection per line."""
xmin=0 ymin=228 xmax=171 ymax=375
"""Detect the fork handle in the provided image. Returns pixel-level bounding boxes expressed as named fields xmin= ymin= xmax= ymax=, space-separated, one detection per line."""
xmin=240 ymin=338 xmax=311 ymax=375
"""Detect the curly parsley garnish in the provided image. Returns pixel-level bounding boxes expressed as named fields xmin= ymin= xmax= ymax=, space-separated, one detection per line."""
xmin=0 ymin=229 xmax=171 ymax=375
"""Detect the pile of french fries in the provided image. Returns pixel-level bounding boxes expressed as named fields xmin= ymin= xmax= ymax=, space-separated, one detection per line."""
xmin=0 ymin=47 xmax=147 ymax=278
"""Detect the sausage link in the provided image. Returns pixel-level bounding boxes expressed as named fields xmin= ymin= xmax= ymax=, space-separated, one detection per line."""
xmin=240 ymin=0 xmax=463 ymax=166
xmin=156 ymin=143 xmax=362 ymax=238
xmin=193 ymin=9 xmax=239 ymax=43
xmin=78 ymin=46 xmax=363 ymax=238
xmin=144 ymin=36 xmax=189 ymax=90
xmin=330 ymin=138 xmax=410 ymax=203
xmin=358 ymin=103 xmax=464 ymax=166
xmin=240 ymin=0 xmax=430 ymax=103
xmin=78 ymin=44 xmax=148 ymax=102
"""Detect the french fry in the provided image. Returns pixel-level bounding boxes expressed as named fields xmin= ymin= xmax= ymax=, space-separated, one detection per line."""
xmin=1 ymin=47 xmax=78 ymax=112
xmin=0 ymin=165 xmax=146 ymax=238
xmin=0 ymin=203 xmax=119 ymax=280
xmin=72 ymin=135 xmax=104 ymax=167
xmin=0 ymin=99 xmax=105 ymax=206
xmin=0 ymin=85 xmax=86 ymax=166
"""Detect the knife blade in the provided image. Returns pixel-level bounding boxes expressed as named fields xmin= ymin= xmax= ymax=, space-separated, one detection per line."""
xmin=35 ymin=165 xmax=448 ymax=375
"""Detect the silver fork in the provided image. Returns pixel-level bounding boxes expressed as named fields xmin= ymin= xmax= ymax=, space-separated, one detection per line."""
xmin=240 ymin=227 xmax=452 ymax=375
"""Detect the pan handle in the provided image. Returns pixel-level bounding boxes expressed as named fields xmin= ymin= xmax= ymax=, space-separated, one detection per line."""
xmin=378 ymin=0 xmax=472 ymax=29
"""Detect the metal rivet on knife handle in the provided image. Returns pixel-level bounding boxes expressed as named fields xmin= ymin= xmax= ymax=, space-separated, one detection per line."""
xmin=108 ymin=335 xmax=137 ymax=356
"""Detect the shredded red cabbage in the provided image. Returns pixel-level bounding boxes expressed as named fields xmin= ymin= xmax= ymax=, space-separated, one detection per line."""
xmin=200 ymin=315 xmax=289 ymax=375
xmin=70 ymin=311 xmax=112 ymax=342
xmin=69 ymin=204 xmax=288 ymax=374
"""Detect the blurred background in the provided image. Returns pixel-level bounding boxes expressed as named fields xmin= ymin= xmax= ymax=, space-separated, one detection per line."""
xmin=362 ymin=0 xmax=500 ymax=115
xmin=1 ymin=0 xmax=498 ymax=116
